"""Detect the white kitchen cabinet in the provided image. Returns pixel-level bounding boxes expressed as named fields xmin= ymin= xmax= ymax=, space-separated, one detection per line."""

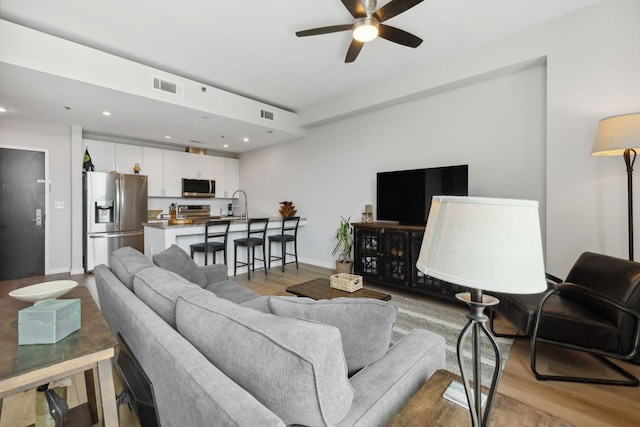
xmin=142 ymin=147 xmax=164 ymax=196
xmin=143 ymin=147 xmax=183 ymax=197
xmin=163 ymin=150 xmax=183 ymax=197
xmin=84 ymin=139 xmax=115 ymax=172
xmin=182 ymin=152 xmax=214 ymax=180
xmin=213 ymin=156 xmax=227 ymax=197
xmin=212 ymin=157 xmax=239 ymax=198
xmin=226 ymin=158 xmax=240 ymax=196
xmin=86 ymin=141 xmax=234 ymax=199
xmin=84 ymin=139 xmax=143 ymax=174
xmin=115 ymin=144 xmax=143 ymax=175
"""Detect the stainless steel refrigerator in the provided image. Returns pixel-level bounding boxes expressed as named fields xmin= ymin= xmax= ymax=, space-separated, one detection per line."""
xmin=83 ymin=171 xmax=148 ymax=272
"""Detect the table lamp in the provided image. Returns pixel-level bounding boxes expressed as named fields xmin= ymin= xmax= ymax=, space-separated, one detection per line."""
xmin=592 ymin=113 xmax=640 ymax=261
xmin=416 ymin=196 xmax=547 ymax=427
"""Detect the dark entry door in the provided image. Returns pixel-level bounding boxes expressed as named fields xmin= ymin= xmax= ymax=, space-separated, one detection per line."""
xmin=0 ymin=148 xmax=46 ymax=280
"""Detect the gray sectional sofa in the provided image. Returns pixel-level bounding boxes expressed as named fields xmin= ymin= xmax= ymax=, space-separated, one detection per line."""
xmin=94 ymin=245 xmax=446 ymax=426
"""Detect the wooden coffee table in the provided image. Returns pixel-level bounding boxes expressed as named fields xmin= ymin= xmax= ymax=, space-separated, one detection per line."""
xmin=286 ymin=277 xmax=391 ymax=301
xmin=388 ymin=370 xmax=572 ymax=426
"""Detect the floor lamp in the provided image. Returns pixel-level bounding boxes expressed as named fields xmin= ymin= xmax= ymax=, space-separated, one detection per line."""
xmin=416 ymin=196 xmax=547 ymax=427
xmin=592 ymin=113 xmax=640 ymax=261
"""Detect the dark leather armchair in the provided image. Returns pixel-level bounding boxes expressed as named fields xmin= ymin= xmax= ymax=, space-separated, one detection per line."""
xmin=530 ymin=252 xmax=640 ymax=386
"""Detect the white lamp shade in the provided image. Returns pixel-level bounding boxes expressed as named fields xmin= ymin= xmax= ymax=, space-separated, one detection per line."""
xmin=416 ymin=196 xmax=547 ymax=294
xmin=592 ymin=113 xmax=640 ymax=156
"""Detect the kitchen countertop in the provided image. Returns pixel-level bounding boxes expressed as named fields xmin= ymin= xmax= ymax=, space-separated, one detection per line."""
xmin=144 ymin=217 xmax=305 ymax=229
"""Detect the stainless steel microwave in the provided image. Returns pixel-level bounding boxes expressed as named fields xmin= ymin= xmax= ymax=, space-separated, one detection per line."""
xmin=182 ymin=178 xmax=215 ymax=198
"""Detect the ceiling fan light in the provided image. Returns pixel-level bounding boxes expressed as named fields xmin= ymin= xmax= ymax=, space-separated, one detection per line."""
xmin=353 ymin=18 xmax=379 ymax=42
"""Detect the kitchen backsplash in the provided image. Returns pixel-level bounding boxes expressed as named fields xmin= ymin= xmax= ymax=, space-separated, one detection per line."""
xmin=147 ymin=198 xmax=233 ymax=217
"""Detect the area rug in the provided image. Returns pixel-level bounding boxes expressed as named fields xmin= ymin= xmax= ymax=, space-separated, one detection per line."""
xmin=388 ymin=292 xmax=514 ymax=387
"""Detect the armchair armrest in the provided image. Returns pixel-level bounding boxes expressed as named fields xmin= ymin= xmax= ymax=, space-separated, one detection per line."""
xmin=544 ymin=282 xmax=640 ymax=320
xmin=200 ymin=264 xmax=229 ymax=284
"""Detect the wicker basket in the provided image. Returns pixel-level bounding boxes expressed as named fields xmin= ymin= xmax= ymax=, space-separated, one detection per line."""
xmin=330 ymin=273 xmax=363 ymax=292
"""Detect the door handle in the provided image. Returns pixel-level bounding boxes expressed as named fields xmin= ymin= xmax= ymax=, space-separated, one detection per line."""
xmin=30 ymin=208 xmax=42 ymax=226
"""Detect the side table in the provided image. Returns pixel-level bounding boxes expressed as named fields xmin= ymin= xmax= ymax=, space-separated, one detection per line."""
xmin=388 ymin=370 xmax=573 ymax=426
xmin=0 ymin=286 xmax=119 ymax=427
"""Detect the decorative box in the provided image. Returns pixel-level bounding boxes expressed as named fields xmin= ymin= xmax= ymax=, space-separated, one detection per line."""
xmin=330 ymin=273 xmax=363 ymax=292
xmin=18 ymin=299 xmax=81 ymax=345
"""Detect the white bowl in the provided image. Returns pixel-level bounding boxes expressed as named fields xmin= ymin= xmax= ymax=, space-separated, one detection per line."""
xmin=9 ymin=280 xmax=78 ymax=303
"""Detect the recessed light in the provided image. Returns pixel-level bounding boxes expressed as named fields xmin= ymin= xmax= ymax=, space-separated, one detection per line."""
xmin=164 ymin=136 xmax=172 ymax=139
xmin=102 ymin=111 xmax=111 ymax=116
xmin=243 ymin=137 xmax=249 ymax=142
xmin=0 ymin=107 xmax=7 ymax=113
xmin=223 ymin=144 xmax=229 ymax=148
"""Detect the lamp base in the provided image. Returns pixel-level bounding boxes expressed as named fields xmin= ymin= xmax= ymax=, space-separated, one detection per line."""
xmin=455 ymin=290 xmax=502 ymax=427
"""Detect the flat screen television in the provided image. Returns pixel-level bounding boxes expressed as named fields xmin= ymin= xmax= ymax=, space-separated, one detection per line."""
xmin=376 ymin=165 xmax=468 ymax=226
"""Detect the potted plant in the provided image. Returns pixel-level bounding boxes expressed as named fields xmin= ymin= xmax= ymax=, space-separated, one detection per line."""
xmin=332 ymin=216 xmax=353 ymax=274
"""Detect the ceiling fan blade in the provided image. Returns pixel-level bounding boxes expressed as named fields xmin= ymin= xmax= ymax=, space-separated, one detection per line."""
xmin=378 ymin=24 xmax=423 ymax=48
xmin=341 ymin=0 xmax=366 ymax=18
xmin=375 ymin=0 xmax=424 ymax=22
xmin=345 ymin=40 xmax=364 ymax=63
xmin=296 ymin=24 xmax=353 ymax=37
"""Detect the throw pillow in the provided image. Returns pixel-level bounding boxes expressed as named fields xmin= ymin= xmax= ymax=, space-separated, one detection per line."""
xmin=268 ymin=297 xmax=397 ymax=376
xmin=133 ymin=266 xmax=200 ymax=328
xmin=109 ymin=246 xmax=154 ymax=291
xmin=152 ymin=244 xmax=207 ymax=287
xmin=176 ymin=290 xmax=354 ymax=426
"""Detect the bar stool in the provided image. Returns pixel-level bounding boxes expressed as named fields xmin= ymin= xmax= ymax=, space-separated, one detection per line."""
xmin=269 ymin=216 xmax=300 ymax=272
xmin=234 ymin=218 xmax=269 ymax=280
xmin=190 ymin=220 xmax=231 ymax=265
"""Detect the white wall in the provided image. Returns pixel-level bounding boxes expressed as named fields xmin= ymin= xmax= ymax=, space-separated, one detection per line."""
xmin=242 ymin=0 xmax=640 ymax=276
xmin=0 ymin=118 xmax=72 ymax=273
xmin=240 ymin=64 xmax=546 ymax=269
xmin=544 ymin=0 xmax=640 ymax=272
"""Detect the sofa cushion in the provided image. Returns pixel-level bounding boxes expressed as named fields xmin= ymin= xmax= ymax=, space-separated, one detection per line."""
xmin=268 ymin=297 xmax=397 ymax=376
xmin=152 ymin=244 xmax=207 ymax=287
xmin=200 ymin=263 xmax=229 ymax=284
xmin=176 ymin=290 xmax=354 ymax=427
xmin=239 ymin=295 xmax=271 ymax=313
xmin=109 ymin=246 xmax=154 ymax=291
xmin=204 ymin=280 xmax=261 ymax=304
xmin=133 ymin=266 xmax=200 ymax=328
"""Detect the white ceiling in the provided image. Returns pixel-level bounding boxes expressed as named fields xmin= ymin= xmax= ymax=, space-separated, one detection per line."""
xmin=0 ymin=0 xmax=604 ymax=153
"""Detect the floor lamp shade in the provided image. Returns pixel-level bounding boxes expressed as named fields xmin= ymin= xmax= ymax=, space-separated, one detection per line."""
xmin=592 ymin=113 xmax=640 ymax=155
xmin=416 ymin=196 xmax=547 ymax=295
xmin=592 ymin=113 xmax=640 ymax=261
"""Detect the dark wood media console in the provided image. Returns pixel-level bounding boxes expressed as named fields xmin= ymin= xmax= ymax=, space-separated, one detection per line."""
xmin=352 ymin=222 xmax=467 ymax=299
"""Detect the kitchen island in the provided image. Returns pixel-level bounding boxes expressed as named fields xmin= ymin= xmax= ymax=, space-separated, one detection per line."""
xmin=144 ymin=217 xmax=307 ymax=276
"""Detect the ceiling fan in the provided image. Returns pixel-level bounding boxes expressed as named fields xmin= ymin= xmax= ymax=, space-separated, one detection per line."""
xmin=296 ymin=0 xmax=424 ymax=63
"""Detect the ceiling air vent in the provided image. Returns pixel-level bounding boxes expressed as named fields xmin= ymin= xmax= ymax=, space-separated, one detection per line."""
xmin=152 ymin=76 xmax=184 ymax=97
xmin=260 ymin=109 xmax=276 ymax=122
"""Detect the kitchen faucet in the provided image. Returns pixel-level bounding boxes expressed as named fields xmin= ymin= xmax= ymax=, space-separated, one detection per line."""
xmin=232 ymin=189 xmax=248 ymax=220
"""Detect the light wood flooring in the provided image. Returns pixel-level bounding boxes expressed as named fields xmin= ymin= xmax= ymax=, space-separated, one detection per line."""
xmin=2 ymin=264 xmax=639 ymax=426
